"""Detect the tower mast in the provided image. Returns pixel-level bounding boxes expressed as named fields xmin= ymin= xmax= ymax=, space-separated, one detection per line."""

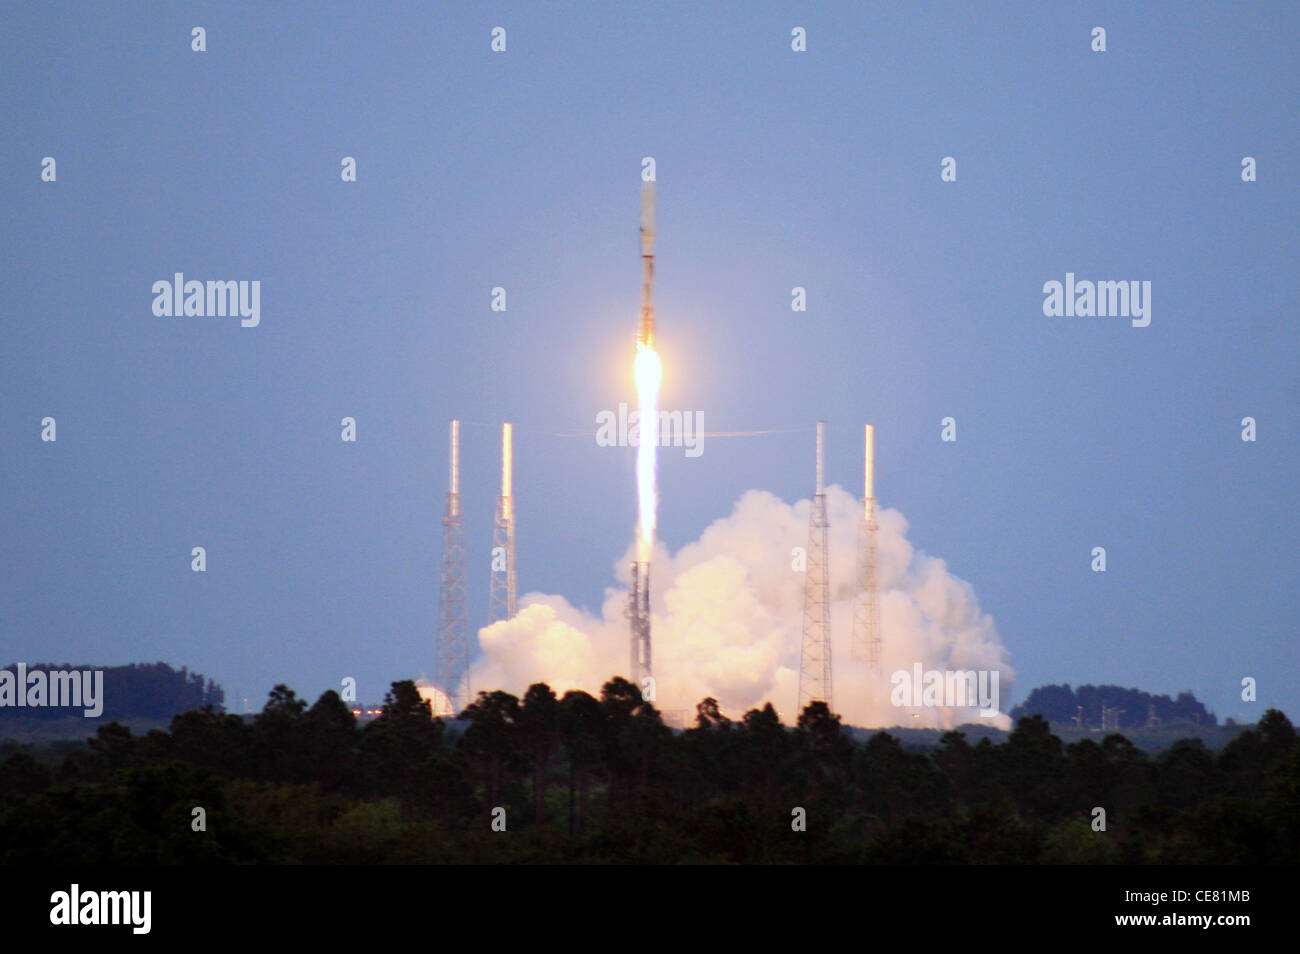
xmin=489 ymin=422 xmax=517 ymax=623
xmin=798 ymin=421 xmax=832 ymax=714
xmin=853 ymin=424 xmax=882 ymax=668
xmin=438 ymin=419 xmax=470 ymax=714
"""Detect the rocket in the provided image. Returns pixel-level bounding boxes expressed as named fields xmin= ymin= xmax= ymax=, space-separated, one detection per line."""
xmin=637 ymin=180 xmax=656 ymax=347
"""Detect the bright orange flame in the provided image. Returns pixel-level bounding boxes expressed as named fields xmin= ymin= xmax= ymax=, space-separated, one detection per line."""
xmin=634 ymin=343 xmax=662 ymax=561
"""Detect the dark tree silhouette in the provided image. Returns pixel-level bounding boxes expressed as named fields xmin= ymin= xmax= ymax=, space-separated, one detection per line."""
xmin=518 ymin=683 xmax=560 ymax=823
xmin=0 ymin=676 xmax=1293 ymax=864
xmin=458 ymin=689 xmax=523 ymax=824
xmin=559 ymin=689 xmax=603 ymax=834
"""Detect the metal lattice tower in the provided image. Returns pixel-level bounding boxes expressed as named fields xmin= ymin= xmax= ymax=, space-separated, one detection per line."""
xmin=628 ymin=561 xmax=651 ymax=684
xmin=852 ymin=424 xmax=882 ymax=668
xmin=489 ymin=422 xmax=517 ymax=624
xmin=438 ymin=419 xmax=471 ymax=714
xmin=798 ymin=421 xmax=832 ymax=715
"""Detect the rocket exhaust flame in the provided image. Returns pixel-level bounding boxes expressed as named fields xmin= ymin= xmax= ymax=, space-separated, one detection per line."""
xmin=635 ymin=343 xmax=661 ymax=562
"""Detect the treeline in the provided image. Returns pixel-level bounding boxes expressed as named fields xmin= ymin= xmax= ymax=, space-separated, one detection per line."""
xmin=1011 ymin=683 xmax=1215 ymax=728
xmin=0 ymin=662 xmax=223 ymax=722
xmin=0 ymin=677 xmax=1295 ymax=864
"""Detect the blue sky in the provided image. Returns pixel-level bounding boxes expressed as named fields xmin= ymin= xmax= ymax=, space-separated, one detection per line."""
xmin=2 ymin=2 xmax=1296 ymax=721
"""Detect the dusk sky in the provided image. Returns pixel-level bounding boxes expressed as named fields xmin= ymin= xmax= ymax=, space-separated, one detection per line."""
xmin=3 ymin=2 xmax=1296 ymax=722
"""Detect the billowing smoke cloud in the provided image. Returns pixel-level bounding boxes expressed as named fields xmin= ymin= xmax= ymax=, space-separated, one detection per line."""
xmin=467 ymin=486 xmax=1014 ymax=729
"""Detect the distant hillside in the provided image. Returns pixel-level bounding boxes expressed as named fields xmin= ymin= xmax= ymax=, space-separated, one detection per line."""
xmin=1011 ymin=683 xmax=1215 ymax=729
xmin=0 ymin=662 xmax=223 ymax=724
xmin=856 ymin=722 xmax=1250 ymax=757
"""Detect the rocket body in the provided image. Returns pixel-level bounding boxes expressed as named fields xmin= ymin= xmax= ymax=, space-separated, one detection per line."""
xmin=630 ymin=180 xmax=659 ymax=679
xmin=637 ymin=181 xmax=656 ymax=346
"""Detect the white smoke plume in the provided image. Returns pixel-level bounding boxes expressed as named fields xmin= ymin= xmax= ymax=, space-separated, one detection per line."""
xmin=467 ymin=486 xmax=1014 ymax=729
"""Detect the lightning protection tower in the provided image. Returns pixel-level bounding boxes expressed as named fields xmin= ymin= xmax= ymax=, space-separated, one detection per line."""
xmin=798 ymin=421 xmax=832 ymax=715
xmin=852 ymin=424 xmax=882 ymax=668
xmin=438 ymin=419 xmax=470 ymax=714
xmin=489 ymin=422 xmax=517 ymax=624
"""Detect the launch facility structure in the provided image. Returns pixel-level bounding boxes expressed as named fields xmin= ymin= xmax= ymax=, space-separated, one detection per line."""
xmin=489 ymin=422 xmax=517 ymax=625
xmin=852 ymin=424 xmax=882 ymax=668
xmin=433 ymin=178 xmax=884 ymax=722
xmin=798 ymin=422 xmax=883 ymax=713
xmin=798 ymin=422 xmax=832 ymax=713
xmin=437 ymin=419 xmax=470 ymax=714
xmin=437 ymin=417 xmax=517 ymax=715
